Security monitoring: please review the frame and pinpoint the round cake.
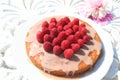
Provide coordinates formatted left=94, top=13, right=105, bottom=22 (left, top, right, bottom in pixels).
left=25, top=16, right=102, bottom=76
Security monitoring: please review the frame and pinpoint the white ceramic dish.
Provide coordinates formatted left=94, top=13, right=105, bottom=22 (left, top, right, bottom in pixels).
left=12, top=13, right=114, bottom=80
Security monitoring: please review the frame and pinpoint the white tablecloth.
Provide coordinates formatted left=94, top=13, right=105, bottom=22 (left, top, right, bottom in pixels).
left=0, top=0, right=120, bottom=80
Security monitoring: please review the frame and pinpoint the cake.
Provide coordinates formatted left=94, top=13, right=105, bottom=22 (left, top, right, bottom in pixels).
left=25, top=16, right=102, bottom=76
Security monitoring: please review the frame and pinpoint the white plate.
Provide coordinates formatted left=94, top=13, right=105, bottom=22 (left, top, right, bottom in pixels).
left=12, top=13, right=114, bottom=80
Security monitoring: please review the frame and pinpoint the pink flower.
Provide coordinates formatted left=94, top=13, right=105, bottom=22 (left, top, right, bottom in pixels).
left=90, top=13, right=114, bottom=25
left=79, top=0, right=114, bottom=25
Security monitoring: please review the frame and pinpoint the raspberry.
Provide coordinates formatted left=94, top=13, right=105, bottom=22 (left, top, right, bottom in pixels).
left=65, top=28, right=73, bottom=36
left=63, top=16, right=70, bottom=24
left=48, top=22, right=56, bottom=30
left=79, top=23, right=86, bottom=28
left=83, top=35, right=91, bottom=43
left=44, top=34, right=52, bottom=42
left=67, top=35, right=75, bottom=43
left=50, top=33, right=55, bottom=40
left=57, top=31, right=67, bottom=41
left=64, top=49, right=74, bottom=59
left=53, top=45, right=63, bottom=55
left=73, top=25, right=79, bottom=32
left=72, top=18, right=79, bottom=25
left=57, top=25, right=63, bottom=32
left=50, top=17, right=57, bottom=23
left=42, top=27, right=50, bottom=34
left=77, top=39, right=84, bottom=47
left=63, top=25, right=70, bottom=30
left=80, top=27, right=87, bottom=36
left=57, top=18, right=66, bottom=26
left=75, top=31, right=82, bottom=39
left=43, top=42, right=53, bottom=52
left=36, top=31, right=44, bottom=43
left=67, top=22, right=73, bottom=28
left=52, top=37, right=61, bottom=46
left=50, top=28, right=58, bottom=37
left=71, top=43, right=80, bottom=52
left=61, top=40, right=70, bottom=50
left=42, top=21, right=49, bottom=28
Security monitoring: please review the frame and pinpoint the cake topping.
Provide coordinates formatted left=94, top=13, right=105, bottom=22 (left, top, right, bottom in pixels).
left=53, top=45, right=63, bottom=55
left=61, top=40, right=70, bottom=50
left=71, top=43, right=80, bottom=52
left=44, top=34, right=52, bottom=42
left=43, top=42, right=53, bottom=52
left=42, top=21, right=49, bottom=28
left=72, top=25, right=79, bottom=32
left=36, top=31, right=44, bottom=43
left=50, top=17, right=57, bottom=23
left=64, top=49, right=74, bottom=59
left=77, top=39, right=84, bottom=47
left=67, top=35, right=75, bottom=43
left=36, top=17, right=92, bottom=59
left=83, top=35, right=91, bottom=43
left=72, top=18, right=79, bottom=25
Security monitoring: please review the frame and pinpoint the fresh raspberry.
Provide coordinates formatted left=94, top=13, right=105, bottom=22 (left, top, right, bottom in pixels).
left=67, top=35, right=75, bottom=43
left=65, top=28, right=73, bottom=36
left=71, top=43, right=80, bottom=52
left=57, top=31, right=67, bottom=41
left=63, top=25, right=70, bottom=30
left=75, top=31, right=82, bottom=39
left=83, top=35, right=91, bottom=43
left=53, top=45, right=63, bottom=55
left=43, top=42, right=53, bottom=52
left=48, top=22, right=56, bottom=30
left=61, top=40, right=70, bottom=50
left=77, top=39, right=84, bottom=47
left=44, top=34, right=52, bottom=42
left=50, top=17, right=57, bottom=23
left=64, top=49, right=74, bottom=59
left=42, top=27, right=50, bottom=34
left=80, top=27, right=87, bottom=36
left=57, top=25, right=63, bottom=32
left=52, top=37, right=61, bottom=46
left=36, top=31, right=44, bottom=43
left=72, top=18, right=79, bottom=25
left=42, top=21, right=49, bottom=28
left=50, top=34, right=54, bottom=41
left=57, top=18, right=66, bottom=26
left=73, top=25, right=79, bottom=32
left=79, top=23, right=86, bottom=28
left=50, top=28, right=58, bottom=37
left=50, top=32, right=56, bottom=40
left=63, top=16, right=70, bottom=24
left=67, top=22, right=73, bottom=28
